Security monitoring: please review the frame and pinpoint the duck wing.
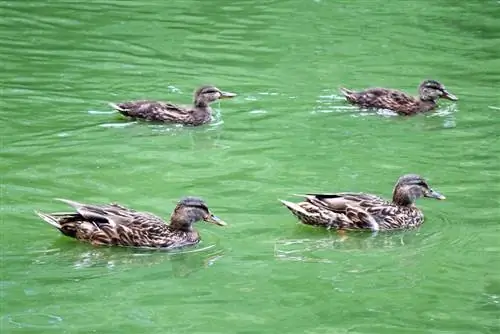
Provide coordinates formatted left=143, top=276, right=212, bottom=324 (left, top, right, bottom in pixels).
left=303, top=192, right=386, bottom=211
left=340, top=87, right=418, bottom=114
left=282, top=192, right=390, bottom=231
left=36, top=199, right=177, bottom=247
left=55, top=198, right=165, bottom=226
left=109, top=100, right=195, bottom=123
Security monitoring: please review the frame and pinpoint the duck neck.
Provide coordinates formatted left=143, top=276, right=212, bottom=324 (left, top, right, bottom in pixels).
left=392, top=186, right=417, bottom=207
left=168, top=216, right=195, bottom=232
left=191, top=100, right=212, bottom=123
left=416, top=98, right=437, bottom=112
left=418, top=89, right=439, bottom=103
left=419, top=95, right=437, bottom=103
left=194, top=97, right=209, bottom=109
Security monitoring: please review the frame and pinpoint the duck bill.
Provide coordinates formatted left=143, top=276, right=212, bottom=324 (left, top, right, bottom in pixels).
left=442, top=90, right=458, bottom=101
left=425, top=189, right=446, bottom=200
left=218, top=91, right=237, bottom=99
left=205, top=214, right=227, bottom=226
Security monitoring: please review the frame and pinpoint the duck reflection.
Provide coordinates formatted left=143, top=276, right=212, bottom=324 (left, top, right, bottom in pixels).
left=40, top=240, right=224, bottom=278
left=274, top=230, right=419, bottom=263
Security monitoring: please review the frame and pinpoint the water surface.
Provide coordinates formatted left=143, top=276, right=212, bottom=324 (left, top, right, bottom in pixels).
left=1, top=1, right=499, bottom=333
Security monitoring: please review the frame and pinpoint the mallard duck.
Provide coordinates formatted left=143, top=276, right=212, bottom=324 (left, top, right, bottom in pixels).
left=108, top=85, right=237, bottom=126
left=340, top=80, right=458, bottom=115
left=35, top=197, right=226, bottom=249
left=280, top=174, right=445, bottom=231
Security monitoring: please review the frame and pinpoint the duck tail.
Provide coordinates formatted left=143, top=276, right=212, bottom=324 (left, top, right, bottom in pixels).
left=280, top=199, right=340, bottom=229
left=108, top=102, right=127, bottom=112
left=35, top=211, right=62, bottom=230
left=279, top=200, right=311, bottom=221
left=339, top=87, right=354, bottom=97
left=54, top=198, right=86, bottom=210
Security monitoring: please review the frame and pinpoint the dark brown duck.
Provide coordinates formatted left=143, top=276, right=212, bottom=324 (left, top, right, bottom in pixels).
left=340, top=80, right=458, bottom=115
left=109, top=85, right=237, bottom=126
left=280, top=174, right=445, bottom=231
left=36, top=197, right=226, bottom=249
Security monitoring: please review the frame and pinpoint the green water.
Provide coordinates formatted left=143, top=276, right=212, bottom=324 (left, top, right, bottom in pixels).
left=1, top=0, right=499, bottom=333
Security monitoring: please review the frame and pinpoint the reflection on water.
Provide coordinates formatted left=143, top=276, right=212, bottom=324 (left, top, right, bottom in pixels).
left=3, top=311, right=63, bottom=330
left=274, top=230, right=420, bottom=263
left=28, top=239, right=226, bottom=278
left=71, top=246, right=222, bottom=275
left=479, top=280, right=500, bottom=313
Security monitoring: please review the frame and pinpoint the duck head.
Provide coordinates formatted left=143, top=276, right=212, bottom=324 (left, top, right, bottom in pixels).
left=193, top=85, right=237, bottom=107
left=392, top=174, right=445, bottom=206
left=419, top=80, right=458, bottom=102
left=169, top=197, right=226, bottom=231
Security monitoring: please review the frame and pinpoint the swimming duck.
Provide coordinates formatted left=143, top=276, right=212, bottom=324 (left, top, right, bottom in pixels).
left=108, top=85, right=237, bottom=126
left=35, top=197, right=226, bottom=249
left=280, top=174, right=445, bottom=231
left=340, top=80, right=457, bottom=115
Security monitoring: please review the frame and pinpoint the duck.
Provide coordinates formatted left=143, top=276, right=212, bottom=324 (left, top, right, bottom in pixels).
left=340, top=80, right=457, bottom=115
left=108, top=85, right=237, bottom=126
left=280, top=174, right=445, bottom=231
left=35, top=197, right=226, bottom=249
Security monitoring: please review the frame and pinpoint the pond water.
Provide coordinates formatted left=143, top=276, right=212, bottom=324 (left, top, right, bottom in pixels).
left=1, top=1, right=499, bottom=333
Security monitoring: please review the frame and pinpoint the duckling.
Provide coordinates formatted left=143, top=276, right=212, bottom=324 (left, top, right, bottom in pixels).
left=35, top=197, right=226, bottom=249
left=340, top=80, right=457, bottom=115
left=280, top=174, right=445, bottom=231
left=108, top=85, right=236, bottom=126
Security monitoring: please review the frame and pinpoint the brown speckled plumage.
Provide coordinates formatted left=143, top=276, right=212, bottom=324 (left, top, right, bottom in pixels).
left=109, top=85, right=237, bottom=126
left=280, top=174, right=445, bottom=231
left=340, top=80, right=458, bottom=115
left=36, top=197, right=226, bottom=249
